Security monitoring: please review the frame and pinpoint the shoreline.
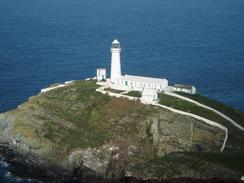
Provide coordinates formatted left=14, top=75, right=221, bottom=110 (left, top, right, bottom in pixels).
left=0, top=80, right=243, bottom=182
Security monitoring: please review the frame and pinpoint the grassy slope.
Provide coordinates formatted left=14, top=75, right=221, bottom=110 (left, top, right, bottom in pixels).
left=41, top=80, right=112, bottom=149
left=175, top=92, right=244, bottom=126
left=159, top=93, right=244, bottom=149
left=6, top=80, right=156, bottom=157
left=3, top=81, right=244, bottom=176
left=131, top=151, right=244, bottom=179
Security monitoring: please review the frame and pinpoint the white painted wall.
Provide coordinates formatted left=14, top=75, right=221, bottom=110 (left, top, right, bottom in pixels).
left=141, top=89, right=158, bottom=103
left=97, top=68, right=106, bottom=81
left=41, top=84, right=66, bottom=93
left=110, top=78, right=168, bottom=92
left=110, top=39, right=121, bottom=83
left=170, top=86, right=196, bottom=94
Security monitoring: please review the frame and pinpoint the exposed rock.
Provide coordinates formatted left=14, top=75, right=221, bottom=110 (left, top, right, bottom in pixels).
left=0, top=80, right=243, bottom=182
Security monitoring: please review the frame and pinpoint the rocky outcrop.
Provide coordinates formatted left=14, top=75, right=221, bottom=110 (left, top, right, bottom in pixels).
left=0, top=80, right=242, bottom=182
left=127, top=152, right=243, bottom=181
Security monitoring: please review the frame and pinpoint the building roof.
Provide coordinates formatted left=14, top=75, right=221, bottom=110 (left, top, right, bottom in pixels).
left=174, top=84, right=194, bottom=89
left=113, top=39, right=119, bottom=44
left=120, top=74, right=168, bottom=84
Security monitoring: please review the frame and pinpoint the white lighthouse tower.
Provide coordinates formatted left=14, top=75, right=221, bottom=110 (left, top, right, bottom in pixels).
left=110, top=39, right=121, bottom=83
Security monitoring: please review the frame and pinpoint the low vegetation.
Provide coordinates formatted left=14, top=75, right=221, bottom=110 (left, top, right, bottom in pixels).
left=130, top=151, right=244, bottom=179
left=104, top=87, right=124, bottom=93
left=7, top=80, right=157, bottom=157
left=2, top=80, right=244, bottom=180
left=8, top=83, right=244, bottom=154
left=125, top=91, right=142, bottom=98
left=175, top=92, right=244, bottom=126
left=159, top=93, right=244, bottom=149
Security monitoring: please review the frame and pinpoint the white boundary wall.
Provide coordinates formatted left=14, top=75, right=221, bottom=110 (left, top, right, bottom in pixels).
left=165, top=92, right=244, bottom=131
left=96, top=85, right=228, bottom=152
left=41, top=80, right=74, bottom=93
left=154, top=103, right=228, bottom=152
left=41, top=84, right=66, bottom=93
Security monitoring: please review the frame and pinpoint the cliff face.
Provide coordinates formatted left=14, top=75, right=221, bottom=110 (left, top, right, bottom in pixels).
left=0, top=80, right=242, bottom=182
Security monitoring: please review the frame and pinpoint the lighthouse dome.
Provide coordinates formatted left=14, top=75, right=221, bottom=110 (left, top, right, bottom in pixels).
left=112, top=39, right=120, bottom=49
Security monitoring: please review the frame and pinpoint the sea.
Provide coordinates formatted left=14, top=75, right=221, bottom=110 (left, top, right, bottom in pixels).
left=0, top=0, right=244, bottom=181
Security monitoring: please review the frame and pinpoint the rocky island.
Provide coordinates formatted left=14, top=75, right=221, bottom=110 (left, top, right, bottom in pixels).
left=0, top=80, right=244, bottom=182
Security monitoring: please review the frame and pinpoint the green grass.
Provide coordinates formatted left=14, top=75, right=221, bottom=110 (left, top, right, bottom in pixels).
left=125, top=91, right=142, bottom=98
left=185, top=151, right=244, bottom=172
left=7, top=79, right=244, bottom=161
left=159, top=93, right=244, bottom=149
left=131, top=151, right=244, bottom=178
left=40, top=80, right=113, bottom=148
left=163, top=151, right=244, bottom=172
left=20, top=80, right=150, bottom=154
left=104, top=87, right=124, bottom=93
left=159, top=93, right=227, bottom=122
left=175, top=92, right=244, bottom=126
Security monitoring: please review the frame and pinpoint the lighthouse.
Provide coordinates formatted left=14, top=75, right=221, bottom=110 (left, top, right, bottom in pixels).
left=96, top=39, right=171, bottom=102
left=110, top=39, right=121, bottom=83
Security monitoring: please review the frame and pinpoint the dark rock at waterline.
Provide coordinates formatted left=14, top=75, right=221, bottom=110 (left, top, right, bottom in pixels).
left=0, top=144, right=243, bottom=183
left=0, top=81, right=243, bottom=182
left=87, top=177, right=243, bottom=183
left=0, top=143, right=111, bottom=183
left=0, top=144, right=61, bottom=182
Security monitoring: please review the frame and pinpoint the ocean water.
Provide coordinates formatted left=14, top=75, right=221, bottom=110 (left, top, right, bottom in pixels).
left=0, top=0, right=244, bottom=181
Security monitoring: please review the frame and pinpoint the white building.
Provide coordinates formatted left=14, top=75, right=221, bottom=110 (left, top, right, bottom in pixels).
left=96, top=39, right=169, bottom=102
left=170, top=84, right=196, bottom=95
left=108, top=39, right=168, bottom=92
left=111, top=74, right=168, bottom=92
left=141, top=89, right=159, bottom=103
left=110, top=39, right=121, bottom=83
left=97, top=68, right=106, bottom=81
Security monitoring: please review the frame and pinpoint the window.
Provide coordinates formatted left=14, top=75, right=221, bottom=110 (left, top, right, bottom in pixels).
left=112, top=43, right=120, bottom=48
